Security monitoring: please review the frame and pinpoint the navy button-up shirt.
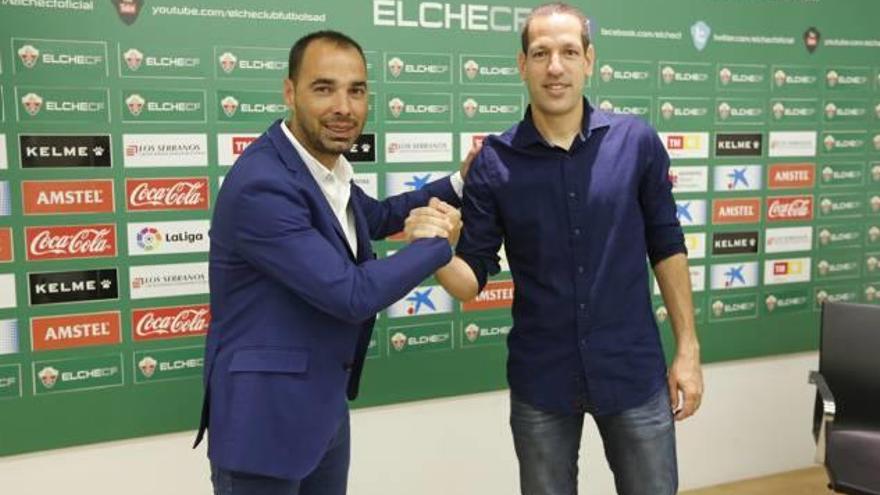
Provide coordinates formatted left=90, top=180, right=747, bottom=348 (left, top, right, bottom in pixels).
left=457, top=99, right=686, bottom=415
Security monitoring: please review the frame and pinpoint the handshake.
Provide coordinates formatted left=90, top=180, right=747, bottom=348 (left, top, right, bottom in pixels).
left=404, top=197, right=462, bottom=246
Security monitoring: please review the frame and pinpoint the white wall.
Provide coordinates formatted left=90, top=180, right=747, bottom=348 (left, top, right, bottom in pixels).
left=0, top=352, right=820, bottom=495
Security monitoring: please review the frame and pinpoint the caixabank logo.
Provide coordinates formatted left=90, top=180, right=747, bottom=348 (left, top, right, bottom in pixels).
left=215, top=47, right=288, bottom=80
left=710, top=262, right=758, bottom=290
left=122, top=90, right=206, bottom=123
left=387, top=322, right=453, bottom=354
left=120, top=46, right=204, bottom=79
left=13, top=39, right=108, bottom=80
left=771, top=66, right=819, bottom=91
left=658, top=62, right=712, bottom=89
left=384, top=52, right=451, bottom=83
left=385, top=93, right=452, bottom=123
left=16, top=87, right=109, bottom=123
left=33, top=355, right=123, bottom=395
left=28, top=268, right=119, bottom=306
left=134, top=346, right=203, bottom=384
left=19, top=135, right=111, bottom=169
left=387, top=285, right=453, bottom=318
left=674, top=199, right=707, bottom=227
left=385, top=171, right=451, bottom=196
left=460, top=94, right=522, bottom=123
left=459, top=55, right=519, bottom=85
left=713, top=165, right=762, bottom=192
left=217, top=91, right=287, bottom=122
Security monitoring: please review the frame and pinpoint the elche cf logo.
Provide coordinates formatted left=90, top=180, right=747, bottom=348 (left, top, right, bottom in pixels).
left=219, top=52, right=238, bottom=74
left=221, top=96, right=240, bottom=117
left=21, top=93, right=44, bottom=116
left=126, top=94, right=146, bottom=116
left=38, top=366, right=59, bottom=388
left=388, top=57, right=404, bottom=78
left=18, top=44, right=40, bottom=69
left=391, top=331, right=407, bottom=351
left=599, top=64, right=614, bottom=83
left=464, top=323, right=480, bottom=343
left=462, top=98, right=478, bottom=118
left=123, top=48, right=145, bottom=71
left=388, top=97, right=404, bottom=118
left=463, top=59, right=479, bottom=80
left=138, top=356, right=158, bottom=378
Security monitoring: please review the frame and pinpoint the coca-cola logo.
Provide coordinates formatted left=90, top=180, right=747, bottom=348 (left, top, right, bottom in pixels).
left=26, top=225, right=117, bottom=261
left=132, top=305, right=210, bottom=341
left=126, top=178, right=209, bottom=211
left=766, top=196, right=814, bottom=222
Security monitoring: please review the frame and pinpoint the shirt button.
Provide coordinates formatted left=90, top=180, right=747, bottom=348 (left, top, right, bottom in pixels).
left=573, top=228, right=581, bottom=236
left=568, top=191, right=577, bottom=199
left=578, top=265, right=584, bottom=274
left=579, top=303, right=586, bottom=310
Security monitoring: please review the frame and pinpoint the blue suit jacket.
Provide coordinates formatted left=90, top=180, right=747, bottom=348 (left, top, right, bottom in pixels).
left=194, top=120, right=460, bottom=480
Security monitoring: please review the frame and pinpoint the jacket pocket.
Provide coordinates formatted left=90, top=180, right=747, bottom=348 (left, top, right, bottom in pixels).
left=228, top=348, right=309, bottom=374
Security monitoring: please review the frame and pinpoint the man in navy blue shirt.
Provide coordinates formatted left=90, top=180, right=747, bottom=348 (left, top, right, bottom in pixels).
left=411, top=3, right=704, bottom=494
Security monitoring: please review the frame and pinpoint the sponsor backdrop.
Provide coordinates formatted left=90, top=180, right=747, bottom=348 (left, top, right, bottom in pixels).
left=0, top=0, right=878, bottom=455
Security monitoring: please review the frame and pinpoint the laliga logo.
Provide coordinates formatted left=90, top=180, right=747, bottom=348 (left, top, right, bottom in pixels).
left=463, top=59, right=479, bottom=80
left=391, top=332, right=407, bottom=351
left=388, top=97, right=404, bottom=118
left=38, top=366, right=59, bottom=389
left=824, top=102, right=837, bottom=120
left=139, top=356, right=158, bottom=378
left=123, top=48, right=144, bottom=71
left=387, top=57, right=404, bottom=78
left=462, top=98, right=478, bottom=118
left=464, top=323, right=480, bottom=343
left=221, top=96, right=240, bottom=117
left=719, top=67, right=732, bottom=85
left=18, top=44, right=40, bottom=69
left=599, top=64, right=614, bottom=83
left=136, top=227, right=162, bottom=251
left=219, top=52, right=238, bottom=74
left=21, top=92, right=43, bottom=116
left=126, top=93, right=146, bottom=116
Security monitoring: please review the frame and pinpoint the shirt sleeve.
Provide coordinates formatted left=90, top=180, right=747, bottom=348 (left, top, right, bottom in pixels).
left=639, top=127, right=687, bottom=265
left=455, top=149, right=503, bottom=292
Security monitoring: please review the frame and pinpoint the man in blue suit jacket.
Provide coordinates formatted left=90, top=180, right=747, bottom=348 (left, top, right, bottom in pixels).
left=194, top=31, right=467, bottom=495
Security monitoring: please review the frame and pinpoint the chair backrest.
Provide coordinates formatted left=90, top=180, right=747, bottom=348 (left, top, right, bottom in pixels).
left=819, top=302, right=880, bottom=425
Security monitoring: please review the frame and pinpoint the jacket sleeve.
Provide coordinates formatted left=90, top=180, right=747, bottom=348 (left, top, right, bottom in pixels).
left=232, top=178, right=452, bottom=323
left=355, top=174, right=462, bottom=240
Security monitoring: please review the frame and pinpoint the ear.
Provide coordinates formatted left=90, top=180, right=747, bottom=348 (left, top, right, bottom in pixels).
left=584, top=44, right=595, bottom=78
left=517, top=51, right=527, bottom=81
left=283, top=78, right=296, bottom=110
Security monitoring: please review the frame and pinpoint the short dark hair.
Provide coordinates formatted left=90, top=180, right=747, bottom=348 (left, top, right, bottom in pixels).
left=520, top=2, right=591, bottom=54
left=288, top=30, right=366, bottom=81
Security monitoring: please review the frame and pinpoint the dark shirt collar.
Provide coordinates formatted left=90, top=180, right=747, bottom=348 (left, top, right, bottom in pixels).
left=512, top=97, right=611, bottom=149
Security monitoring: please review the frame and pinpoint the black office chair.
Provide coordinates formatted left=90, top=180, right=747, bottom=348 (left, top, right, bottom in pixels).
left=809, top=301, right=880, bottom=495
